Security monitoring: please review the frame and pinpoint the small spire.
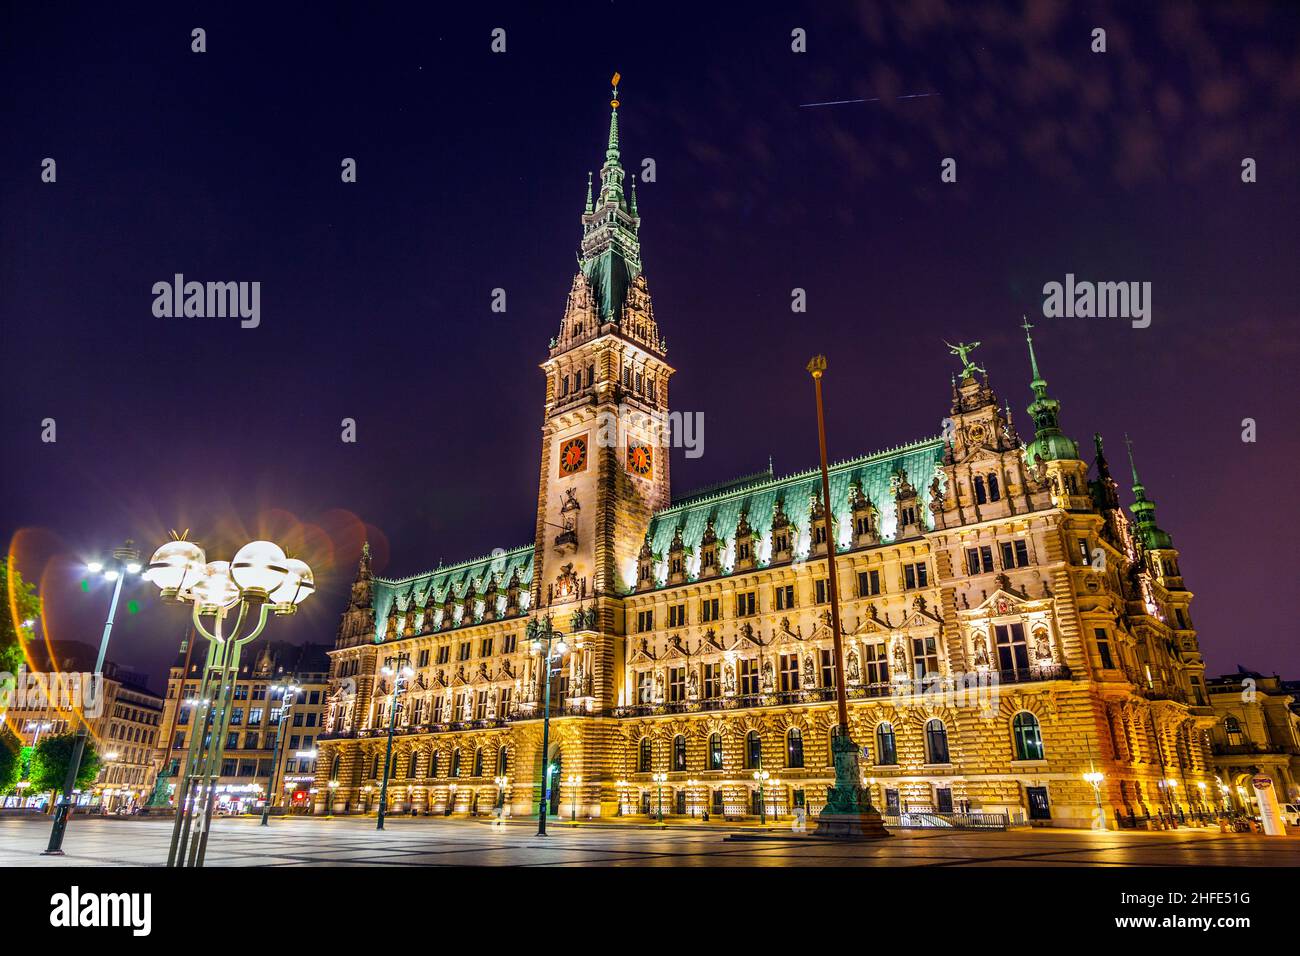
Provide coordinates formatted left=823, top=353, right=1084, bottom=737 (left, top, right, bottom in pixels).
left=1124, top=433, right=1145, bottom=499
left=584, top=171, right=593, bottom=213
left=629, top=173, right=638, bottom=215
left=606, top=72, right=622, bottom=164
left=1022, top=316, right=1045, bottom=394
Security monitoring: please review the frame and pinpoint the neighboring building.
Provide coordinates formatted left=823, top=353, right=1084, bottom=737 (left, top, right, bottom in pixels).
left=1206, top=670, right=1300, bottom=810
left=3, top=640, right=163, bottom=811
left=315, top=81, right=1220, bottom=829
left=156, top=640, right=330, bottom=814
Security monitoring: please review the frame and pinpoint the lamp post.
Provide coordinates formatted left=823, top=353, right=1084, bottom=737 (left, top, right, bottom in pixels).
left=376, top=653, right=414, bottom=831
left=144, top=535, right=314, bottom=867
left=526, top=615, right=568, bottom=836
left=568, top=773, right=581, bottom=821
left=806, top=357, right=887, bottom=839
left=652, top=771, right=667, bottom=822
left=261, top=681, right=300, bottom=826
left=326, top=780, right=339, bottom=817
left=1083, top=770, right=1106, bottom=830
left=494, top=775, right=508, bottom=820
left=752, top=770, right=769, bottom=825
left=686, top=778, right=697, bottom=818
left=44, top=541, right=143, bottom=855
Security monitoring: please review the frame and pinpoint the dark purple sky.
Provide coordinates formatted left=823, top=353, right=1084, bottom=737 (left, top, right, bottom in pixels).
left=3, top=2, right=1298, bottom=690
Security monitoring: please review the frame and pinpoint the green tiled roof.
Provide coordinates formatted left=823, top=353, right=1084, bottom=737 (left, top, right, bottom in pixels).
left=644, top=437, right=945, bottom=575
left=371, top=544, right=534, bottom=637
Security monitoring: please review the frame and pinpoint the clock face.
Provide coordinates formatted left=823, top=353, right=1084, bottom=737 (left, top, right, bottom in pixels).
left=559, top=435, right=588, bottom=476
left=967, top=423, right=988, bottom=445
left=627, top=441, right=653, bottom=478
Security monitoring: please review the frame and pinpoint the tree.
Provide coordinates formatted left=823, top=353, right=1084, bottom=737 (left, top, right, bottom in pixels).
left=1, top=558, right=41, bottom=677
left=0, top=728, right=20, bottom=796
left=28, top=732, right=100, bottom=798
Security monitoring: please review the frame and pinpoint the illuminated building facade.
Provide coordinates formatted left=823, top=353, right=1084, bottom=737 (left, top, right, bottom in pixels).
left=315, top=83, right=1218, bottom=828
left=156, top=641, right=330, bottom=814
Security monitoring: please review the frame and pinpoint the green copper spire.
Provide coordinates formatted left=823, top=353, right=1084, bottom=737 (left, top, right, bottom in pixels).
left=1021, top=318, right=1079, bottom=464
left=1124, top=435, right=1173, bottom=549
left=578, top=73, right=642, bottom=325
left=584, top=171, right=594, bottom=214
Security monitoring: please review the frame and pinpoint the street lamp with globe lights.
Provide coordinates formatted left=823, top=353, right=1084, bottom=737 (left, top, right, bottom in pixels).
left=652, top=771, right=668, bottom=822
left=43, top=541, right=143, bottom=855
left=143, top=534, right=314, bottom=867
left=1083, top=770, right=1106, bottom=830
left=261, top=680, right=301, bottom=826
left=752, top=769, right=770, bottom=825
left=376, top=653, right=414, bottom=830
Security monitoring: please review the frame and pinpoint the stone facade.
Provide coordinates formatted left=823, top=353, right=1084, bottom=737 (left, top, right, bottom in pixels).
left=314, top=85, right=1218, bottom=829
left=1206, top=671, right=1300, bottom=811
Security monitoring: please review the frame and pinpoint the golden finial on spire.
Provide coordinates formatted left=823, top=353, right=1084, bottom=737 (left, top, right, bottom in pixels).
left=610, top=71, right=621, bottom=108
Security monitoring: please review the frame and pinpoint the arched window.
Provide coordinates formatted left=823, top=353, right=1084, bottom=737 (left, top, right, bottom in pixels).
left=786, top=728, right=804, bottom=768
left=473, top=748, right=484, bottom=777
left=708, top=733, right=723, bottom=771
left=745, top=730, right=763, bottom=769
left=329, top=754, right=341, bottom=781
left=430, top=751, right=441, bottom=777
left=638, top=737, right=653, bottom=773
left=925, top=719, right=950, bottom=764
left=497, top=746, right=509, bottom=776
left=1224, top=715, right=1244, bottom=746
left=450, top=748, right=461, bottom=778
left=974, top=476, right=987, bottom=504
left=1012, top=711, right=1044, bottom=761
left=404, top=753, right=415, bottom=778
left=987, top=474, right=1000, bottom=501
left=673, top=735, right=687, bottom=771
left=875, top=723, right=897, bottom=765
left=371, top=754, right=382, bottom=779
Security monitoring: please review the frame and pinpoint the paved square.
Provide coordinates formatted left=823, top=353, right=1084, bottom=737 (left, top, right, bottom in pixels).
left=2, top=816, right=1298, bottom=867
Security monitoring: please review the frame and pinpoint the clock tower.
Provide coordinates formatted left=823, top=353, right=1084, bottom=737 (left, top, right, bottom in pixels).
left=531, top=76, right=674, bottom=709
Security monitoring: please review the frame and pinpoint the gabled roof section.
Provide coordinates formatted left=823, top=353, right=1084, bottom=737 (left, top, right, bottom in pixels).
left=371, top=544, right=534, bottom=631
left=645, top=437, right=945, bottom=564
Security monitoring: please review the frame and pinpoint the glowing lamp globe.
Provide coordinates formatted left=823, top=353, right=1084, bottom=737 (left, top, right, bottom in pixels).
left=269, top=557, right=315, bottom=606
left=191, top=561, right=240, bottom=608
left=146, top=540, right=207, bottom=593
left=230, top=540, right=289, bottom=595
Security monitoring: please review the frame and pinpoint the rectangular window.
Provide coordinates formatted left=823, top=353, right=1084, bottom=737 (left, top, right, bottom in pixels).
left=857, top=569, right=881, bottom=597
left=433, top=696, right=444, bottom=723
left=668, top=667, right=686, bottom=703
left=912, top=636, right=939, bottom=681
left=775, top=584, right=795, bottom=610
left=735, top=591, right=756, bottom=617
left=904, top=562, right=928, bottom=589
left=637, top=609, right=655, bottom=632
left=474, top=692, right=487, bottom=721
left=779, top=654, right=800, bottom=693
left=637, top=671, right=654, bottom=704
left=865, top=642, right=889, bottom=685
left=457, top=642, right=471, bottom=661
left=701, top=598, right=720, bottom=623
left=417, top=648, right=430, bottom=667
left=479, top=638, right=493, bottom=658
left=1093, top=627, right=1114, bottom=670
left=819, top=649, right=835, bottom=689
left=702, top=663, right=720, bottom=700
left=1078, top=537, right=1091, bottom=564
left=737, top=541, right=751, bottom=562
left=740, top=659, right=760, bottom=696
left=967, top=546, right=994, bottom=575
left=1001, top=539, right=1030, bottom=568
left=668, top=604, right=686, bottom=628
left=498, top=686, right=513, bottom=715
left=436, top=646, right=450, bottom=665
left=815, top=579, right=829, bottom=604
left=995, top=623, right=1030, bottom=675
left=504, top=633, right=517, bottom=654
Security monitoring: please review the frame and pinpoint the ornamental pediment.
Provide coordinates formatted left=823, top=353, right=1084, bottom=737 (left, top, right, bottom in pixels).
left=662, top=636, right=692, bottom=660
left=628, top=638, right=657, bottom=665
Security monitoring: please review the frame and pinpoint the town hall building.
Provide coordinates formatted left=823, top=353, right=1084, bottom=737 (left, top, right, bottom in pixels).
left=314, top=80, right=1217, bottom=828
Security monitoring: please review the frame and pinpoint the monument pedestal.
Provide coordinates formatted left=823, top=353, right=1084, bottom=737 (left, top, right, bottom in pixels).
left=814, top=732, right=890, bottom=840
